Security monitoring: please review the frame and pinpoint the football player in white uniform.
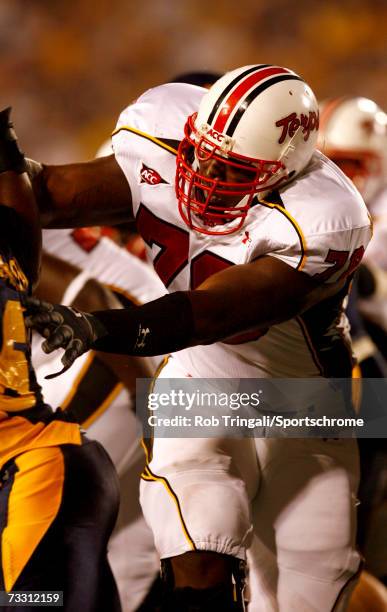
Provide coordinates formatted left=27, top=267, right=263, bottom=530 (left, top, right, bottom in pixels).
left=318, top=97, right=387, bottom=339
left=24, top=65, right=372, bottom=611
left=318, top=97, right=386, bottom=215
left=319, top=97, right=387, bottom=374
left=0, top=109, right=124, bottom=611
left=319, top=97, right=387, bottom=588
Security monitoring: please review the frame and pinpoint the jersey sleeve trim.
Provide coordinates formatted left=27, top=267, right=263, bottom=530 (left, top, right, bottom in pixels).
left=259, top=197, right=307, bottom=271
left=367, top=210, right=374, bottom=238
left=112, top=126, right=178, bottom=156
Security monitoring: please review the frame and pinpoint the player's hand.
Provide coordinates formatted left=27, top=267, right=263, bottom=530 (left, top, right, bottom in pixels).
left=24, top=297, right=101, bottom=379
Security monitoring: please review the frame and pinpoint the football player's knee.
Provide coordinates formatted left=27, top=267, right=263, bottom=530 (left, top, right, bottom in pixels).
left=275, top=465, right=358, bottom=582
left=278, top=545, right=360, bottom=587
left=180, top=472, right=252, bottom=546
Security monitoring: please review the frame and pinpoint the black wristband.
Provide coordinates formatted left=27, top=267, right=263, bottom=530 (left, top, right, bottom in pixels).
left=0, top=108, right=27, bottom=175
left=91, top=291, right=195, bottom=356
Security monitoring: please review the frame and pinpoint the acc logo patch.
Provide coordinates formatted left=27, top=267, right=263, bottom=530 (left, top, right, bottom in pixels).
left=140, top=163, right=168, bottom=185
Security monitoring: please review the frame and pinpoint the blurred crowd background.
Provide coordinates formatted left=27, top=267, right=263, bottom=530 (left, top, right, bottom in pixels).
left=0, top=0, right=385, bottom=163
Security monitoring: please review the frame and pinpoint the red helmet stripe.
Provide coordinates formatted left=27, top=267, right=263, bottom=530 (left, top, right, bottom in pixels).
left=212, top=66, right=292, bottom=132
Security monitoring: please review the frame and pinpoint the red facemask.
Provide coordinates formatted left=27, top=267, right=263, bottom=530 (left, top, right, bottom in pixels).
left=175, top=114, right=286, bottom=235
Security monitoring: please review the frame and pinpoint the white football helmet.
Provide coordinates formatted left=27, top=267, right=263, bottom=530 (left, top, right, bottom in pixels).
left=176, top=64, right=319, bottom=234
left=318, top=97, right=387, bottom=202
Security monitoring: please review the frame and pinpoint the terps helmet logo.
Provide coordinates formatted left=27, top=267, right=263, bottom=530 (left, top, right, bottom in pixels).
left=275, top=111, right=319, bottom=144
left=140, top=163, right=168, bottom=185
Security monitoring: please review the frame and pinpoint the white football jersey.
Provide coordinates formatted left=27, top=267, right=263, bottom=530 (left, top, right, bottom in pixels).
left=42, top=228, right=166, bottom=305
left=112, top=83, right=372, bottom=378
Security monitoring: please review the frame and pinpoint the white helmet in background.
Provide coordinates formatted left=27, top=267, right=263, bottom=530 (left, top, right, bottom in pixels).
left=176, top=64, right=319, bottom=234
left=318, top=97, right=387, bottom=202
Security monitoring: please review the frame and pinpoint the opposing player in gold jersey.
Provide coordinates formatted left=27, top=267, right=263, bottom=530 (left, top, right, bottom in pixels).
left=0, top=109, right=121, bottom=612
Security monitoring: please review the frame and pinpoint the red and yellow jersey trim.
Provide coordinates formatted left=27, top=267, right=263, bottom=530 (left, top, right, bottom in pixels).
left=259, top=197, right=307, bottom=271
left=112, top=126, right=178, bottom=156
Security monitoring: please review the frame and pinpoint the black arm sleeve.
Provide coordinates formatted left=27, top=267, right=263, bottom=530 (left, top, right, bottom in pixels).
left=91, top=291, right=195, bottom=357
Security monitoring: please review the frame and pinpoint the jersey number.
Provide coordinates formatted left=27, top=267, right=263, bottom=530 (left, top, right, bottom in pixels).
left=315, top=246, right=365, bottom=282
left=136, top=205, right=265, bottom=344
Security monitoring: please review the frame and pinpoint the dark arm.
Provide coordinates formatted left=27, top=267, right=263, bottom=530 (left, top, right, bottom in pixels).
left=0, top=109, right=41, bottom=288
left=92, top=255, right=346, bottom=352
left=32, top=154, right=134, bottom=228
left=189, top=255, right=345, bottom=342
left=26, top=254, right=346, bottom=374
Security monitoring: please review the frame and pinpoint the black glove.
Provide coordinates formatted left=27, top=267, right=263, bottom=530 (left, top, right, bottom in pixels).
left=24, top=297, right=106, bottom=379
left=0, top=107, right=27, bottom=174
